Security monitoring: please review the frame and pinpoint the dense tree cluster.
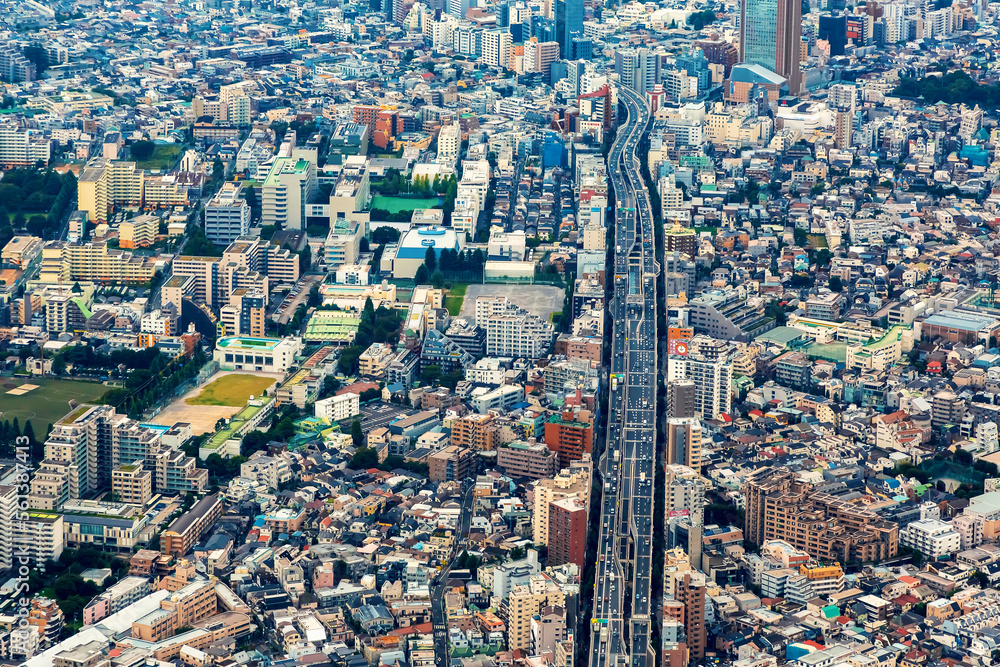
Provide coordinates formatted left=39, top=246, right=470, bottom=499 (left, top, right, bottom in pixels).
left=0, top=168, right=77, bottom=242
left=893, top=71, right=1000, bottom=109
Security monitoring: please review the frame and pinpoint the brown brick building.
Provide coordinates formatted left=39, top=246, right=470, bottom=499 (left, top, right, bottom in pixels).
left=543, top=409, right=594, bottom=467
left=744, top=469, right=899, bottom=563
left=547, top=497, right=587, bottom=569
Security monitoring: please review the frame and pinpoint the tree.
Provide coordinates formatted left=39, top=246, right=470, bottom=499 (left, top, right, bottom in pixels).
left=23, top=420, right=34, bottom=444
left=414, top=264, right=430, bottom=284
left=212, top=158, right=225, bottom=181
left=351, top=419, right=364, bottom=447
left=829, top=275, right=844, bottom=292
left=424, top=247, right=437, bottom=273
left=372, top=226, right=400, bottom=244
left=129, top=140, right=155, bottom=161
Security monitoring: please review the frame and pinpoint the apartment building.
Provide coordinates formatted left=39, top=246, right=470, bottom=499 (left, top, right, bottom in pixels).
left=132, top=579, right=218, bottom=642
left=543, top=409, right=594, bottom=468
left=119, top=214, right=158, bottom=249
left=40, top=240, right=161, bottom=285
left=485, top=304, right=556, bottom=359
left=902, top=518, right=961, bottom=559
left=30, top=405, right=206, bottom=508
left=314, top=392, right=360, bottom=423
left=451, top=413, right=499, bottom=451
left=497, top=440, right=559, bottom=480
left=358, top=342, right=396, bottom=378
left=688, top=288, right=774, bottom=342
left=261, top=157, right=316, bottom=230
left=547, top=497, right=587, bottom=569
left=172, top=237, right=299, bottom=311
left=744, top=469, right=899, bottom=562
left=219, top=289, right=266, bottom=338
left=0, top=120, right=49, bottom=169
left=112, top=462, right=153, bottom=506
left=82, top=576, right=153, bottom=625
left=531, top=457, right=591, bottom=546
left=78, top=159, right=145, bottom=223
left=15, top=512, right=64, bottom=564
left=500, top=575, right=565, bottom=652
left=428, top=446, right=475, bottom=483
left=161, top=494, right=224, bottom=557
left=665, top=417, right=703, bottom=472
left=206, top=182, right=251, bottom=246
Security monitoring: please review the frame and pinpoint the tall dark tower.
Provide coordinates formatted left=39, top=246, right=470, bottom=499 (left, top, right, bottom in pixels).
left=554, top=0, right=583, bottom=61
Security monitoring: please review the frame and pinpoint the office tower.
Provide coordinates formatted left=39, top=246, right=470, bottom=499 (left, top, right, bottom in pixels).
left=547, top=496, right=587, bottom=568
left=570, top=37, right=592, bottom=60
left=554, top=0, right=583, bottom=64
left=205, top=182, right=251, bottom=246
left=666, top=418, right=703, bottom=472
left=739, top=0, right=801, bottom=93
left=818, top=14, right=848, bottom=55
left=615, top=47, right=659, bottom=96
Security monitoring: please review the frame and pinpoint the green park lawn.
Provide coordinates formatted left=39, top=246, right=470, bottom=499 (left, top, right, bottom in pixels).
left=132, top=144, right=183, bottom=171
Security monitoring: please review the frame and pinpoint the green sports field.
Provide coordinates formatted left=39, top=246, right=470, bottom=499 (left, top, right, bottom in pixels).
left=186, top=373, right=276, bottom=407
left=0, top=378, right=111, bottom=433
left=370, top=195, right=440, bottom=213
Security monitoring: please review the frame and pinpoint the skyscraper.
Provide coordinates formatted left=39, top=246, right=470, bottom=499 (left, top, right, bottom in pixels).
left=739, top=0, right=801, bottom=93
left=554, top=0, right=582, bottom=64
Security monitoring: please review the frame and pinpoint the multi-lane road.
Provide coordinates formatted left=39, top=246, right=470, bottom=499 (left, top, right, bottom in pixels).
left=590, top=84, right=657, bottom=667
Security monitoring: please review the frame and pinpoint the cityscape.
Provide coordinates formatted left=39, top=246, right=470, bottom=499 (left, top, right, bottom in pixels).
left=0, top=0, right=1000, bottom=666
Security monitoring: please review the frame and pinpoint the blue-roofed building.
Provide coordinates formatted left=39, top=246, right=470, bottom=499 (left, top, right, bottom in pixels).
left=380, top=226, right=463, bottom=279
left=921, top=310, right=1000, bottom=345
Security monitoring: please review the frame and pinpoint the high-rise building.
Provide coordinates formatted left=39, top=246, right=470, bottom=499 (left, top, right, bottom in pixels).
left=547, top=497, right=587, bottom=568
left=524, top=38, right=561, bottom=78
left=666, top=418, right=703, bottom=472
left=671, top=571, right=707, bottom=661
left=531, top=456, right=591, bottom=546
left=739, top=0, right=802, bottom=93
left=205, top=182, right=252, bottom=246
left=682, top=353, right=732, bottom=420
left=261, top=156, right=316, bottom=230
left=554, top=0, right=583, bottom=64
left=481, top=29, right=513, bottom=68
left=615, top=47, right=659, bottom=96
left=666, top=379, right=696, bottom=418
left=77, top=159, right=145, bottom=223
left=543, top=409, right=594, bottom=467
